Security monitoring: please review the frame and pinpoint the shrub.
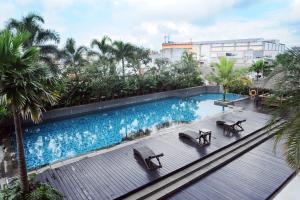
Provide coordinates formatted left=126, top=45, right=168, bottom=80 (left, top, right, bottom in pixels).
left=228, top=77, right=252, bottom=95
left=0, top=177, right=63, bottom=200
left=0, top=105, right=11, bottom=121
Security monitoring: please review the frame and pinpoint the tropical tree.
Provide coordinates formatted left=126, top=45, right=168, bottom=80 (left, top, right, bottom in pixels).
left=209, top=56, right=248, bottom=101
left=6, top=13, right=60, bottom=73
left=154, top=58, right=170, bottom=73
left=0, top=30, right=59, bottom=194
left=90, top=36, right=112, bottom=60
left=112, top=40, right=135, bottom=78
left=128, top=47, right=151, bottom=75
left=250, top=60, right=265, bottom=80
left=173, top=51, right=202, bottom=88
left=61, top=38, right=88, bottom=77
left=181, top=51, right=196, bottom=65
left=59, top=38, right=89, bottom=105
left=270, top=47, right=300, bottom=170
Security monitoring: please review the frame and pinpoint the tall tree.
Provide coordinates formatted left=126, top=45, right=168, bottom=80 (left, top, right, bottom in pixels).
left=270, top=47, right=300, bottom=170
left=61, top=38, right=88, bottom=77
left=250, top=59, right=265, bottom=80
left=90, top=36, right=117, bottom=75
left=0, top=30, right=59, bottom=194
left=112, top=40, right=135, bottom=78
left=154, top=58, right=170, bottom=73
left=181, top=51, right=196, bottom=65
left=209, top=56, right=248, bottom=101
left=129, top=47, right=151, bottom=75
left=90, top=36, right=112, bottom=60
left=172, top=51, right=202, bottom=88
left=60, top=38, right=88, bottom=105
left=6, top=13, right=60, bottom=73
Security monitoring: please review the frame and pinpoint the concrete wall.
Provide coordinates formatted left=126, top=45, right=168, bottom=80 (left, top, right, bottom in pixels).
left=2, top=86, right=221, bottom=127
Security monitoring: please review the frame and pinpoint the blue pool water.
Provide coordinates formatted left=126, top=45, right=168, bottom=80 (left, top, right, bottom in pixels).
left=20, top=93, right=242, bottom=169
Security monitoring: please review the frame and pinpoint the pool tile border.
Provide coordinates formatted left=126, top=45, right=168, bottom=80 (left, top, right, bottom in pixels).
left=25, top=86, right=221, bottom=126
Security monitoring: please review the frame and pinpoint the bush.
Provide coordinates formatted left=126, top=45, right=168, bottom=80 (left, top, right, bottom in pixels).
left=228, top=77, right=252, bottom=95
left=0, top=177, right=63, bottom=200
left=0, top=105, right=11, bottom=121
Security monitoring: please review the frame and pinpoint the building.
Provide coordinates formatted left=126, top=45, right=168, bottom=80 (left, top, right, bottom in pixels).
left=161, top=38, right=285, bottom=69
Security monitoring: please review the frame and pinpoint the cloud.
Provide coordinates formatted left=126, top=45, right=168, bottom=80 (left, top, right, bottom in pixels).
left=0, top=2, right=15, bottom=26
left=0, top=0, right=299, bottom=49
left=114, top=0, right=239, bottom=21
left=129, top=18, right=299, bottom=48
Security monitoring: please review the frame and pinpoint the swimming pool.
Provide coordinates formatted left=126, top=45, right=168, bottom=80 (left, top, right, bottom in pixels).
left=20, top=93, right=242, bottom=169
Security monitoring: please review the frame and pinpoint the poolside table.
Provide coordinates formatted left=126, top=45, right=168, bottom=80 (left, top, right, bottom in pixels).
left=199, top=129, right=212, bottom=145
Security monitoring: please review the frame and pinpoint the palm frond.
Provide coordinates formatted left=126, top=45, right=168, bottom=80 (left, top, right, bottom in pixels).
left=0, top=30, right=59, bottom=122
left=36, top=29, right=60, bottom=44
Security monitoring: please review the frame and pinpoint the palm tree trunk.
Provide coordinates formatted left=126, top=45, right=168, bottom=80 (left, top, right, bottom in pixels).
left=223, top=87, right=227, bottom=101
left=122, top=58, right=125, bottom=79
left=11, top=103, right=29, bottom=194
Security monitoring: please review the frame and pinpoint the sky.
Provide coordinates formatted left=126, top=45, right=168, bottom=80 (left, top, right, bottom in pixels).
left=0, top=0, right=300, bottom=50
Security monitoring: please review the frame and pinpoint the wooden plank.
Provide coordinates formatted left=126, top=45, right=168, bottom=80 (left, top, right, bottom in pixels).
left=35, top=110, right=288, bottom=200
left=168, top=139, right=294, bottom=200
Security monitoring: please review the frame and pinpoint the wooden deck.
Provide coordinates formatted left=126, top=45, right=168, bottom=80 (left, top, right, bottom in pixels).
left=35, top=110, right=283, bottom=200
left=167, top=138, right=294, bottom=200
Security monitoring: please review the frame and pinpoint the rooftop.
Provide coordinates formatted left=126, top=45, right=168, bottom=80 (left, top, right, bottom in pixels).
left=162, top=38, right=283, bottom=46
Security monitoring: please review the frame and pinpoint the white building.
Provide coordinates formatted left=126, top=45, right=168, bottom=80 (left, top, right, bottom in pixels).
left=161, top=38, right=285, bottom=69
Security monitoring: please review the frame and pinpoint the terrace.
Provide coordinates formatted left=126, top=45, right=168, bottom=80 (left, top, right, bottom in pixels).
left=6, top=92, right=290, bottom=200
left=0, top=82, right=297, bottom=200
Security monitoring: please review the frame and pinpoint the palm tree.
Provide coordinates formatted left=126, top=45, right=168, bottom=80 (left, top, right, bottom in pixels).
left=270, top=47, right=300, bottom=171
left=181, top=51, right=196, bottom=65
left=112, top=40, right=135, bottom=78
left=90, top=36, right=112, bottom=60
left=61, top=38, right=88, bottom=77
left=0, top=30, right=59, bottom=194
left=128, top=47, right=151, bottom=75
left=60, top=38, right=88, bottom=105
left=181, top=51, right=199, bottom=72
left=250, top=60, right=265, bottom=80
left=209, top=56, right=248, bottom=101
left=6, top=13, right=60, bottom=73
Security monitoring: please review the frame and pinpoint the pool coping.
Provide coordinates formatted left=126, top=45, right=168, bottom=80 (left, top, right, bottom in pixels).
left=22, top=86, right=222, bottom=127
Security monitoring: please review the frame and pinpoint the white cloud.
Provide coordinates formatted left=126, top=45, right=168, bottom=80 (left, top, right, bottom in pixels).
left=115, top=0, right=239, bottom=21
left=1, top=0, right=299, bottom=49
left=107, top=0, right=300, bottom=48
left=0, top=2, right=15, bottom=26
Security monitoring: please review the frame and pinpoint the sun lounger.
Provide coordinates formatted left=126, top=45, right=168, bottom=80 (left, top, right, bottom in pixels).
left=133, top=146, right=164, bottom=170
left=179, top=129, right=212, bottom=145
left=216, top=118, right=246, bottom=133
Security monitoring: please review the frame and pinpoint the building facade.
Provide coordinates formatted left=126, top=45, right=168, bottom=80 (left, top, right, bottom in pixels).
left=161, top=38, right=285, bottom=68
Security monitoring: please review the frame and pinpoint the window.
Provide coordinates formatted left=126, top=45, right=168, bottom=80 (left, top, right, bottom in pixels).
left=226, top=52, right=235, bottom=56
